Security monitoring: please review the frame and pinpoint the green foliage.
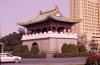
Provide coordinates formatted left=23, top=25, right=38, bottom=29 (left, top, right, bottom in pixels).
left=13, top=45, right=22, bottom=53
left=0, top=32, right=22, bottom=51
left=55, top=44, right=80, bottom=57
left=79, top=45, right=87, bottom=53
left=61, top=43, right=68, bottom=53
left=30, top=44, right=39, bottom=53
left=0, top=44, right=1, bottom=52
left=12, top=45, right=30, bottom=57
left=0, top=28, right=25, bottom=52
left=12, top=45, right=46, bottom=58
left=21, top=45, right=29, bottom=53
left=78, top=45, right=88, bottom=56
left=55, top=44, right=88, bottom=58
left=12, top=45, right=22, bottom=56
left=67, top=44, right=79, bottom=56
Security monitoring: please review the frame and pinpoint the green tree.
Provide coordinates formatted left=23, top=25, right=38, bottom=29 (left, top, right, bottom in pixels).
left=13, top=45, right=22, bottom=53
left=22, top=45, right=29, bottom=53
left=79, top=45, right=87, bottom=53
left=0, top=32, right=22, bottom=51
left=30, top=43, right=39, bottom=53
left=78, top=45, right=87, bottom=56
left=61, top=43, right=68, bottom=53
left=68, top=44, right=79, bottom=56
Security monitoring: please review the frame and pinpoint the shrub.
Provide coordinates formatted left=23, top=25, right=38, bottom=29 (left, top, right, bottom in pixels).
left=79, top=52, right=88, bottom=57
left=68, top=44, right=79, bottom=56
left=78, top=45, right=88, bottom=56
left=54, top=44, right=80, bottom=58
left=12, top=44, right=46, bottom=58
left=61, top=43, right=68, bottom=53
left=78, top=45, right=87, bottom=52
left=30, top=44, right=39, bottom=53
left=12, top=45, right=22, bottom=53
left=21, top=45, right=29, bottom=53
left=12, top=45, right=30, bottom=57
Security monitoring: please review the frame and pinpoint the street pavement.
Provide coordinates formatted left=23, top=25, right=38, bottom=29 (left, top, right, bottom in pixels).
left=1, top=57, right=86, bottom=65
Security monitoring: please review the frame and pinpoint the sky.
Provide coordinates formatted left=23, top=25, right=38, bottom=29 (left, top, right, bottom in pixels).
left=0, top=0, right=69, bottom=36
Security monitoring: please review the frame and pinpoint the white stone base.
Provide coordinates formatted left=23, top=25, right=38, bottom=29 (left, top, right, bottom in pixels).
left=22, top=37, right=77, bottom=57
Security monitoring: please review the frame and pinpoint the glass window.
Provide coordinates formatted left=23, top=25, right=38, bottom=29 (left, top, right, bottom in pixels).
left=6, top=53, right=13, bottom=57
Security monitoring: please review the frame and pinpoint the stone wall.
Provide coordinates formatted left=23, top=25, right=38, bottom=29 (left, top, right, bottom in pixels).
left=22, top=38, right=77, bottom=53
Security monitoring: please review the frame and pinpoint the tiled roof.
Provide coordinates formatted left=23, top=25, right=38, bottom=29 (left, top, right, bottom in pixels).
left=18, top=6, right=81, bottom=26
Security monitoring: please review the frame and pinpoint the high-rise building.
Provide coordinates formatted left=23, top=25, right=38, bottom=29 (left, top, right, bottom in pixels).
left=69, top=0, right=100, bottom=51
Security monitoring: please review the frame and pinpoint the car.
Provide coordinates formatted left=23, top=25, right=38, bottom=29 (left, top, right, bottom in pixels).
left=0, top=53, right=21, bottom=63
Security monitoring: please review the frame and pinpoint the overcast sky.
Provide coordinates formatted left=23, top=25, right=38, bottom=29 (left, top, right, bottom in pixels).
left=0, top=0, right=69, bottom=36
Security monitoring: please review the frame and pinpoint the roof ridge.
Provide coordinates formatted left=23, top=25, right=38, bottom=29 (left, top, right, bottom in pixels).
left=39, top=5, right=60, bottom=15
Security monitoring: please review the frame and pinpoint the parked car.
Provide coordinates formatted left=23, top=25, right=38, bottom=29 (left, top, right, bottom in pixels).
left=0, top=53, right=21, bottom=63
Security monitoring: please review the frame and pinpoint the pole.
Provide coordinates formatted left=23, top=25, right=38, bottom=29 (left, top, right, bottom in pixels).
left=0, top=42, right=4, bottom=52
left=0, top=20, right=4, bottom=52
left=0, top=20, right=1, bottom=38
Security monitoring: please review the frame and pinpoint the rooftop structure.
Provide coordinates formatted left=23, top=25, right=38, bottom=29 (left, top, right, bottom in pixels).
left=18, top=6, right=80, bottom=26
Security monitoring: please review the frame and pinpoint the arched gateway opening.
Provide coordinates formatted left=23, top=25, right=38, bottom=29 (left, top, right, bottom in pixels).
left=32, top=42, right=38, bottom=45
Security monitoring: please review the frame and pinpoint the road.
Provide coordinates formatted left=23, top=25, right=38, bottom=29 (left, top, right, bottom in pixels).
left=1, top=57, right=86, bottom=65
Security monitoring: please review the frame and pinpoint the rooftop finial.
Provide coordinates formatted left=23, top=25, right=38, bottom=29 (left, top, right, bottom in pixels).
left=54, top=5, right=59, bottom=10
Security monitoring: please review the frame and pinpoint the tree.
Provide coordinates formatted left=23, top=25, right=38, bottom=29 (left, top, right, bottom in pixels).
left=61, top=43, right=68, bottom=53
left=79, top=45, right=87, bottom=53
left=30, top=43, right=39, bottom=53
left=67, top=44, right=79, bottom=56
left=0, top=32, right=22, bottom=51
left=12, top=45, right=22, bottom=56
left=13, top=45, right=22, bottom=53
left=78, top=45, right=88, bottom=56
left=18, top=28, right=25, bottom=36
left=21, top=45, right=29, bottom=53
left=60, top=44, right=79, bottom=57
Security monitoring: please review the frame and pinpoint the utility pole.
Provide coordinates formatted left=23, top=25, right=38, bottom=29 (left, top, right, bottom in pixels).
left=0, top=20, right=1, bottom=38
left=0, top=20, right=4, bottom=52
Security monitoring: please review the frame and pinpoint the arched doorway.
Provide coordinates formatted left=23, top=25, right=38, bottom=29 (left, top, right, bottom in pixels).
left=32, top=42, right=38, bottom=45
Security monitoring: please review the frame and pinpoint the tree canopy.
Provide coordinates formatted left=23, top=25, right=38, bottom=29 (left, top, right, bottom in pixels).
left=0, top=28, right=25, bottom=52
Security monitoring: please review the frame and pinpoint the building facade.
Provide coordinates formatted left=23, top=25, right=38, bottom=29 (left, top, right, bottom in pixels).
left=18, top=7, right=80, bottom=57
left=69, top=0, right=100, bottom=52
